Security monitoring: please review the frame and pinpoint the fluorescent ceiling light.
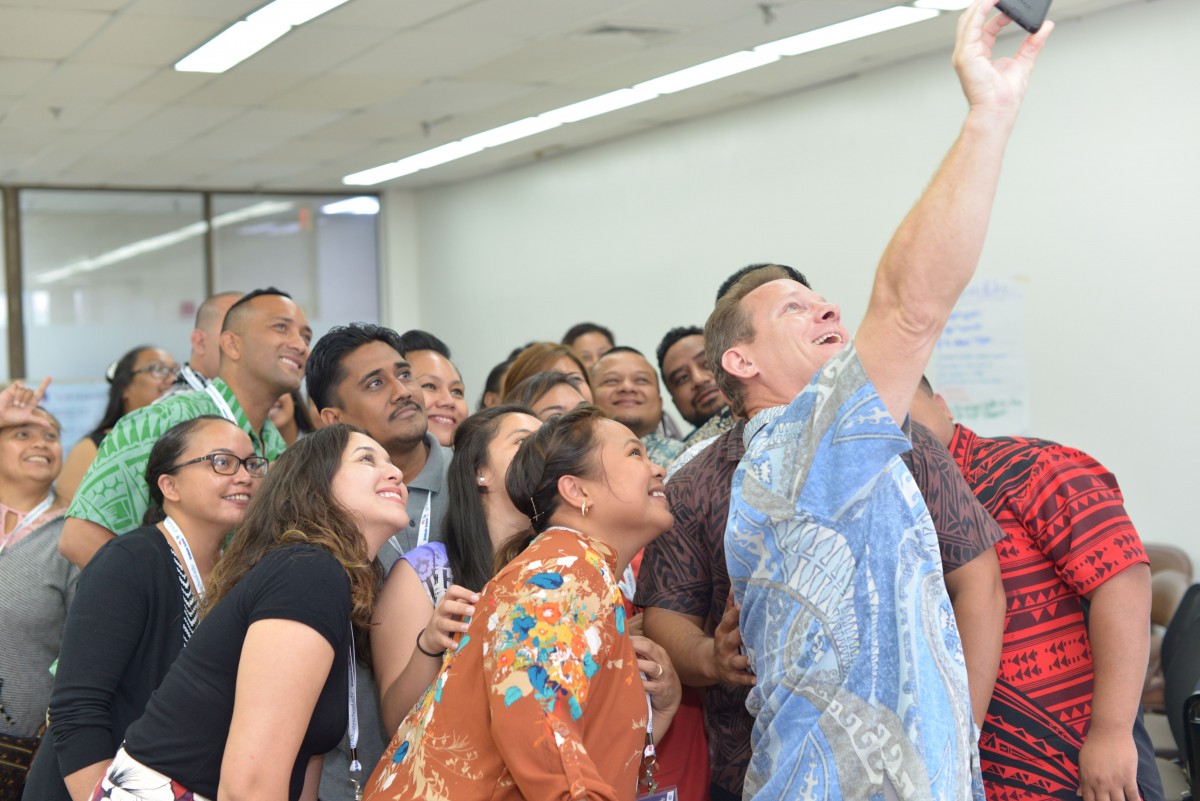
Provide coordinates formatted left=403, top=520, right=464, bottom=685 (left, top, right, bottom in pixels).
left=176, top=0, right=351, bottom=73
left=914, top=0, right=972, bottom=9
left=755, top=6, right=939, bottom=58
left=343, top=4, right=953, bottom=186
left=635, top=51, right=781, bottom=96
left=539, top=88, right=658, bottom=125
left=320, top=196, right=381, bottom=215
left=460, top=117, right=562, bottom=149
left=344, top=142, right=484, bottom=185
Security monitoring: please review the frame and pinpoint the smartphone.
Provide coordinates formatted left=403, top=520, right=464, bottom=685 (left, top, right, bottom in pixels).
left=996, top=0, right=1052, bottom=34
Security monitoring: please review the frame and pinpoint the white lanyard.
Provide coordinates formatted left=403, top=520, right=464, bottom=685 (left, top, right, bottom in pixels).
left=0, top=493, right=55, bottom=557
left=163, top=515, right=205, bottom=599
left=417, top=492, right=432, bottom=546
left=347, top=637, right=362, bottom=800
left=619, top=564, right=637, bottom=603
left=204, top=383, right=238, bottom=425
left=180, top=365, right=208, bottom=393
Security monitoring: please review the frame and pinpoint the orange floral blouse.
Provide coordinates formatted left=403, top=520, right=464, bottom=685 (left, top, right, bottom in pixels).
left=363, top=526, right=649, bottom=801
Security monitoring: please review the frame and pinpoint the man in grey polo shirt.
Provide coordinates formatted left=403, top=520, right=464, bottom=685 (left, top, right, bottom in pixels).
left=304, top=322, right=451, bottom=801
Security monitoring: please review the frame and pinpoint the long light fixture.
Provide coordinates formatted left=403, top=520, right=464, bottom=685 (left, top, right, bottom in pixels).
left=343, top=3, right=953, bottom=186
left=176, top=0, right=352, bottom=73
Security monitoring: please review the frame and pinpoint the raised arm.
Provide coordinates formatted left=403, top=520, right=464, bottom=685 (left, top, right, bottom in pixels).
left=372, top=563, right=475, bottom=733
left=856, top=0, right=1052, bottom=423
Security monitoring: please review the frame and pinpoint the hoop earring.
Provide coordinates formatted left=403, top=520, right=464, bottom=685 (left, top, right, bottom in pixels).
left=581, top=500, right=589, bottom=518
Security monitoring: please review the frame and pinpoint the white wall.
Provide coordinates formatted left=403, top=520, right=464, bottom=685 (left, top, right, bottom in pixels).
left=385, top=0, right=1200, bottom=566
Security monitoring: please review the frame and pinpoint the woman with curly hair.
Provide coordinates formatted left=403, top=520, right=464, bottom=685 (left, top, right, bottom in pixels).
left=90, top=424, right=410, bottom=801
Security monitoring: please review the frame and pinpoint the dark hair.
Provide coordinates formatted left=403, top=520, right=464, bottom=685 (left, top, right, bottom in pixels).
left=142, top=415, right=235, bottom=526
left=502, top=342, right=591, bottom=399
left=202, top=424, right=383, bottom=654
left=443, top=405, right=535, bottom=592
left=498, top=405, right=607, bottom=569
left=505, top=371, right=583, bottom=410
left=656, top=326, right=703, bottom=376
left=290, top=388, right=317, bottom=435
left=707, top=264, right=810, bottom=417
left=221, top=287, right=293, bottom=333
left=561, top=323, right=614, bottom=348
left=306, top=323, right=406, bottom=411
left=593, top=345, right=646, bottom=363
left=715, top=262, right=810, bottom=303
left=398, top=330, right=451, bottom=359
left=918, top=375, right=935, bottom=395
left=91, top=345, right=157, bottom=439
left=478, top=358, right=513, bottom=410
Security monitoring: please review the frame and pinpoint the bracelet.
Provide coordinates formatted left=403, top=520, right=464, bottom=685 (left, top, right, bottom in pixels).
left=415, top=629, right=443, bottom=658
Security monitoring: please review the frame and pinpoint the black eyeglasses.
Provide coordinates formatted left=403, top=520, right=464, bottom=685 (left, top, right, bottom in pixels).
left=132, top=363, right=180, bottom=380
left=168, top=452, right=269, bottom=478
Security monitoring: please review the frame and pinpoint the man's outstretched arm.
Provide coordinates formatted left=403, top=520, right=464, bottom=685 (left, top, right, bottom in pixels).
left=857, top=0, right=1053, bottom=424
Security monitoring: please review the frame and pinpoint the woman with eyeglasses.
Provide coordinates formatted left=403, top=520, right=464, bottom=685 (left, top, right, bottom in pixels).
left=86, top=424, right=409, bottom=801
left=24, top=416, right=264, bottom=801
left=57, top=346, right=179, bottom=502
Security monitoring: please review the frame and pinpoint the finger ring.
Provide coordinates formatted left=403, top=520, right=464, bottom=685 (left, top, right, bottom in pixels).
left=654, top=663, right=664, bottom=679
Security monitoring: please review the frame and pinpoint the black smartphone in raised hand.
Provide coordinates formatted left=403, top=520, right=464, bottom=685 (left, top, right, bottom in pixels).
left=996, top=0, right=1052, bottom=33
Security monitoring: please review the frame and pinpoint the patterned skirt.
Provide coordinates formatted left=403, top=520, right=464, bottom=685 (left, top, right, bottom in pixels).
left=90, top=747, right=211, bottom=801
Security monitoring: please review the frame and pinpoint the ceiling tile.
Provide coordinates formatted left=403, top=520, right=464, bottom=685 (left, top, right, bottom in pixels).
left=319, top=0, right=479, bottom=30
left=367, top=79, right=538, bottom=122
left=0, top=7, right=112, bottom=60
left=177, top=71, right=308, bottom=108
left=118, top=69, right=213, bottom=103
left=34, top=63, right=157, bottom=103
left=80, top=101, right=162, bottom=132
left=0, top=60, right=58, bottom=95
left=418, top=0, right=638, bottom=41
left=124, top=0, right=260, bottom=21
left=306, top=112, right=424, bottom=142
left=268, top=75, right=420, bottom=112
left=332, top=29, right=526, bottom=82
left=214, top=108, right=347, bottom=139
left=0, top=100, right=103, bottom=131
left=136, top=104, right=244, bottom=137
left=0, top=0, right=132, bottom=10
left=195, top=159, right=313, bottom=186
left=72, top=14, right=223, bottom=66
left=236, top=23, right=396, bottom=74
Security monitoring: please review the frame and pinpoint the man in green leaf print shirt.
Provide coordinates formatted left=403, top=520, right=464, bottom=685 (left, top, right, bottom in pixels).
left=59, top=288, right=311, bottom=568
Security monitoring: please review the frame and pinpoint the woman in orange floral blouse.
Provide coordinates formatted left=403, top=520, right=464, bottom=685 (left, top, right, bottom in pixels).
left=364, top=406, right=681, bottom=801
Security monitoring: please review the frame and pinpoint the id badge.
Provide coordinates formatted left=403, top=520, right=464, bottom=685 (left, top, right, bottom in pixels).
left=637, top=786, right=679, bottom=801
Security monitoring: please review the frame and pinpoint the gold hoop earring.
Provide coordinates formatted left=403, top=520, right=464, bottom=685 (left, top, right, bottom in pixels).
left=581, top=500, right=589, bottom=517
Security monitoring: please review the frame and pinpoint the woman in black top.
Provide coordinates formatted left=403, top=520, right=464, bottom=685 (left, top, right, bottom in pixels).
left=96, top=424, right=409, bottom=801
left=25, top=415, right=262, bottom=801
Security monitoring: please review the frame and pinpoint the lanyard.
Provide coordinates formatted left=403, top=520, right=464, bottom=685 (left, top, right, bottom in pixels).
left=204, top=383, right=238, bottom=425
left=347, top=636, right=362, bottom=801
left=0, top=493, right=55, bottom=557
left=417, top=492, right=432, bottom=547
left=180, top=365, right=208, bottom=393
left=163, top=515, right=205, bottom=599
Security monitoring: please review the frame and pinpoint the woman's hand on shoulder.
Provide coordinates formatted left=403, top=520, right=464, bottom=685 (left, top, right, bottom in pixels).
left=421, top=584, right=479, bottom=653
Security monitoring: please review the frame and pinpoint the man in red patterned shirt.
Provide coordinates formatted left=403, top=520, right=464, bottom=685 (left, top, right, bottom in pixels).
left=911, top=377, right=1162, bottom=801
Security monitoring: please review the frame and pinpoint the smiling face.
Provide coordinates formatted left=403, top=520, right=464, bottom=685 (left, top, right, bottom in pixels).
left=662, top=334, right=727, bottom=428
left=409, top=350, right=467, bottom=448
left=330, top=431, right=410, bottom=557
left=160, top=419, right=260, bottom=532
left=322, top=340, right=428, bottom=457
left=124, top=347, right=180, bottom=414
left=573, top=418, right=672, bottom=547
left=0, top=411, right=62, bottom=491
left=591, top=351, right=663, bottom=438
left=530, top=382, right=588, bottom=422
left=730, top=279, right=847, bottom=413
left=224, top=294, right=313, bottom=395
